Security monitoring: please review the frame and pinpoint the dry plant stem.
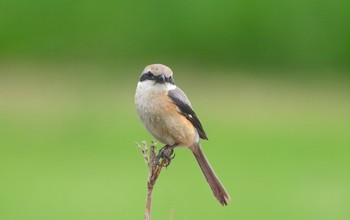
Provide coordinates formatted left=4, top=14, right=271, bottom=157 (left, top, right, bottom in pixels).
left=137, top=141, right=171, bottom=220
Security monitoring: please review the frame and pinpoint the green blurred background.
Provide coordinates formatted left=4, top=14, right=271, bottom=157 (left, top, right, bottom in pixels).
left=0, top=0, right=349, bottom=219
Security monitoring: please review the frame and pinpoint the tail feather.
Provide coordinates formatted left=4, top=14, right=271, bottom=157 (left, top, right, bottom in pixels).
left=191, top=145, right=230, bottom=205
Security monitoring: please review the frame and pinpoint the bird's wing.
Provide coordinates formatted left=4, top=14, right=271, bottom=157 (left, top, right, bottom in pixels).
left=168, top=87, right=208, bottom=140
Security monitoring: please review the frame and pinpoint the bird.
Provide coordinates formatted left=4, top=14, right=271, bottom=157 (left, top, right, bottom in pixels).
left=135, top=64, right=230, bottom=205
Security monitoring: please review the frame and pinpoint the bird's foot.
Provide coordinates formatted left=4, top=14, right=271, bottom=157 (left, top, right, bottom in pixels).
left=156, top=145, right=176, bottom=167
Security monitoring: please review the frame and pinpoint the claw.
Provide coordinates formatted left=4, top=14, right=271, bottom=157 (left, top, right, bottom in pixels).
left=155, top=146, right=175, bottom=167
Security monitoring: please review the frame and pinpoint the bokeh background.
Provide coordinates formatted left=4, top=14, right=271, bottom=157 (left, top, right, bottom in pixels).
left=0, top=1, right=349, bottom=219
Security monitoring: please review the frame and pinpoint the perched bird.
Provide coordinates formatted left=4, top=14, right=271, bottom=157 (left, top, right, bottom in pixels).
left=135, top=64, right=230, bottom=205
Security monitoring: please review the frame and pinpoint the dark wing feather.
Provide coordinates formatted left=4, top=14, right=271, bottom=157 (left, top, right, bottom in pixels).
left=168, top=87, right=208, bottom=140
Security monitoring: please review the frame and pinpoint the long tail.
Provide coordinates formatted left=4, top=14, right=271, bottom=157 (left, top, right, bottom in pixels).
left=191, top=144, right=231, bottom=205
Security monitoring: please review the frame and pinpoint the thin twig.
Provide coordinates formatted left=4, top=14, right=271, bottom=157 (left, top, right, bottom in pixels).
left=169, top=206, right=175, bottom=220
left=137, top=141, right=172, bottom=220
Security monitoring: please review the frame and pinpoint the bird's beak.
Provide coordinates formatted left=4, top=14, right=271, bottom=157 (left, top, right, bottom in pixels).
left=156, top=75, right=166, bottom=84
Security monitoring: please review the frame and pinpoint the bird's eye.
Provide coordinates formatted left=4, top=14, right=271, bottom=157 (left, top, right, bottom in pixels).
left=140, top=71, right=154, bottom=82
left=168, top=76, right=174, bottom=84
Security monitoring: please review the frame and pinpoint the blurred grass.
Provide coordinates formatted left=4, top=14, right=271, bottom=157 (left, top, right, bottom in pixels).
left=0, top=0, right=348, bottom=69
left=0, top=63, right=348, bottom=219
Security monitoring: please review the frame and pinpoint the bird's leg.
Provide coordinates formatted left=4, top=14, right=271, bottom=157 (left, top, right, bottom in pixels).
left=156, top=144, right=177, bottom=167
